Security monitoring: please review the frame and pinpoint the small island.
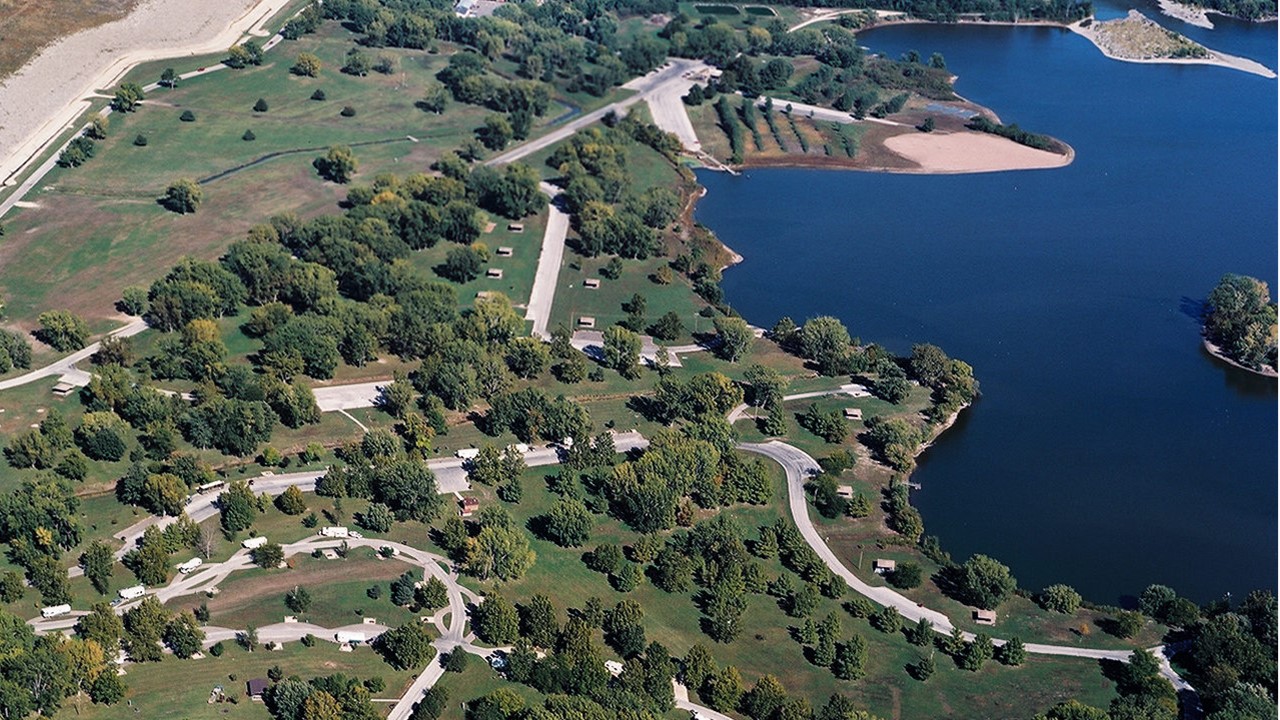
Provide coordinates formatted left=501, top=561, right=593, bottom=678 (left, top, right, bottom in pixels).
left=1202, top=273, right=1279, bottom=376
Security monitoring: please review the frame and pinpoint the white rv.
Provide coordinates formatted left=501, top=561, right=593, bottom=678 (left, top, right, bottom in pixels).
left=177, top=558, right=204, bottom=574
left=335, top=631, right=366, bottom=644
left=41, top=604, right=71, bottom=618
left=242, top=536, right=269, bottom=550
left=455, top=448, right=480, bottom=460
left=320, top=526, right=349, bottom=538
left=119, top=585, right=146, bottom=600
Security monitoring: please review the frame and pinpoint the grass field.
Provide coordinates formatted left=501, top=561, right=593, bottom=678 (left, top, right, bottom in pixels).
left=51, top=641, right=418, bottom=720
left=168, top=551, right=423, bottom=630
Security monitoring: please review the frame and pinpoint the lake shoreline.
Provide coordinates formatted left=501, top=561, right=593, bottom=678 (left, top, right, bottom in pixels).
left=1202, top=336, right=1280, bottom=378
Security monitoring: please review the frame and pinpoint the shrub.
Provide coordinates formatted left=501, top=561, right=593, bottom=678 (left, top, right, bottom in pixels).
left=133, top=134, right=148, bottom=146
left=340, top=105, right=356, bottom=117
left=242, top=130, right=256, bottom=141
left=311, top=89, right=327, bottom=101
left=887, top=562, right=923, bottom=590
left=179, top=109, right=196, bottom=122
left=253, top=98, right=269, bottom=112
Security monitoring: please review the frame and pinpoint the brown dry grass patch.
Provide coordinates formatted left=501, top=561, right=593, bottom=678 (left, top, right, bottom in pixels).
left=0, top=0, right=138, bottom=79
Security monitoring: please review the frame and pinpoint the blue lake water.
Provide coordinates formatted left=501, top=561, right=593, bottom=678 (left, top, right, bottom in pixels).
left=695, top=5, right=1277, bottom=604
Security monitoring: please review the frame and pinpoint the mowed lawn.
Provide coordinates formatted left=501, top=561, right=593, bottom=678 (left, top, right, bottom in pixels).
left=0, top=23, right=505, bottom=328
left=51, top=642, right=419, bottom=720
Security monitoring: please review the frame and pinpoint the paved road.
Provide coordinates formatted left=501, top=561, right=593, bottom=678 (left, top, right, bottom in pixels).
left=524, top=183, right=570, bottom=340
left=786, top=8, right=904, bottom=32
left=0, top=318, right=147, bottom=390
left=646, top=81, right=703, bottom=152
left=485, top=58, right=712, bottom=168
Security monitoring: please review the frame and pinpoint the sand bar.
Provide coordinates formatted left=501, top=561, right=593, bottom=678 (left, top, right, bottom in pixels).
left=0, top=0, right=293, bottom=186
left=1066, top=17, right=1277, bottom=78
left=1156, top=0, right=1215, bottom=29
left=882, top=132, right=1073, bottom=174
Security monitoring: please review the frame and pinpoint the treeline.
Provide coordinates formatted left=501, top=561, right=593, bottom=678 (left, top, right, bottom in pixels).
left=752, top=0, right=1092, bottom=22
left=966, top=115, right=1057, bottom=151
left=1203, top=273, right=1278, bottom=372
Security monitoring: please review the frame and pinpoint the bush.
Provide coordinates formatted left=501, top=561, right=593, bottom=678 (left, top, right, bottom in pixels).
left=1037, top=584, right=1082, bottom=614
left=340, top=105, right=357, bottom=117
left=179, top=109, right=195, bottom=122
left=311, top=89, right=327, bottom=101
left=242, top=130, right=256, bottom=141
left=133, top=134, right=148, bottom=146
left=444, top=650, right=468, bottom=673
left=253, top=98, right=269, bottom=112
left=209, top=641, right=225, bottom=656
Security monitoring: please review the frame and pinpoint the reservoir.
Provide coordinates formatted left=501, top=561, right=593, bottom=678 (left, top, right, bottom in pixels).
left=695, top=3, right=1277, bottom=604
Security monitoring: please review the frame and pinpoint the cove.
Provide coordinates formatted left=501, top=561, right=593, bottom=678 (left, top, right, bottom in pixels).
left=694, top=7, right=1277, bottom=604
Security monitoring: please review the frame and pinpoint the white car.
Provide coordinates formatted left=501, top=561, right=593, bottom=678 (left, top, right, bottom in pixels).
left=488, top=652, right=507, bottom=670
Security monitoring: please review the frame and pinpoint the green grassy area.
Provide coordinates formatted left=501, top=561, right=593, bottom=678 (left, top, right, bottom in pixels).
left=51, top=641, right=419, bottom=720
left=168, top=551, right=422, bottom=631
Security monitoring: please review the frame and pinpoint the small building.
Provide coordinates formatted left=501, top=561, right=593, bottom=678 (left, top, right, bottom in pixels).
left=486, top=268, right=504, bottom=279
left=872, top=559, right=896, bottom=575
left=604, top=660, right=624, bottom=676
left=496, top=246, right=513, bottom=257
left=843, top=408, right=863, bottom=420
left=836, top=485, right=854, bottom=500
left=583, top=278, right=601, bottom=289
left=974, top=609, right=997, bottom=625
left=507, top=222, right=525, bottom=233
left=577, top=316, right=596, bottom=328
left=51, top=382, right=76, bottom=397
left=459, top=496, right=480, bottom=518
left=246, top=678, right=268, bottom=701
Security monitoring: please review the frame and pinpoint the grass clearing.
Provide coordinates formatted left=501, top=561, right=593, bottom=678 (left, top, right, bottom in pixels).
left=51, top=641, right=419, bottom=720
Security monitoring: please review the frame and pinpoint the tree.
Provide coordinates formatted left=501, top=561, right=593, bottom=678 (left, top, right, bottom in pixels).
left=519, top=594, right=559, bottom=648
left=160, top=67, right=177, bottom=87
left=285, top=585, right=313, bottom=612
left=439, top=246, right=482, bottom=282
left=704, top=666, right=744, bottom=712
left=292, top=52, right=322, bottom=76
left=466, top=524, right=535, bottom=581
left=377, top=620, right=434, bottom=669
left=159, top=177, right=203, bottom=214
left=79, top=541, right=114, bottom=595
left=358, top=502, right=395, bottom=533
left=112, top=82, right=145, bottom=112
left=538, top=498, right=592, bottom=547
left=415, top=577, right=448, bottom=610
left=870, top=605, right=901, bottom=634
left=472, top=593, right=519, bottom=644
left=714, top=316, right=754, bottom=362
left=998, top=635, right=1025, bottom=665
left=602, top=325, right=641, bottom=375
left=1203, top=273, right=1277, bottom=371
left=742, top=675, right=788, bottom=720
left=955, top=554, right=1017, bottom=610
left=1108, top=610, right=1145, bottom=639
left=887, top=562, right=923, bottom=590
left=832, top=634, right=868, bottom=680
left=799, top=316, right=853, bottom=375
left=275, top=485, right=308, bottom=515
left=961, top=633, right=994, bottom=671
left=163, top=611, right=205, bottom=658
left=604, top=599, right=647, bottom=657
left=314, top=146, right=357, bottom=183
left=1038, top=584, right=1083, bottom=614
left=36, top=310, right=88, bottom=351
left=477, top=114, right=513, bottom=150
left=253, top=98, right=269, bottom=112
left=225, top=41, right=264, bottom=68
left=122, top=524, right=170, bottom=585
left=252, top=541, right=284, bottom=568
left=219, top=480, right=258, bottom=533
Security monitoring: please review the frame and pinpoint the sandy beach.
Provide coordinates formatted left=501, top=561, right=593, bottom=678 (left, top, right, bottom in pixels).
left=0, top=0, right=293, bottom=186
left=1157, top=0, right=1215, bottom=29
left=881, top=131, right=1073, bottom=174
